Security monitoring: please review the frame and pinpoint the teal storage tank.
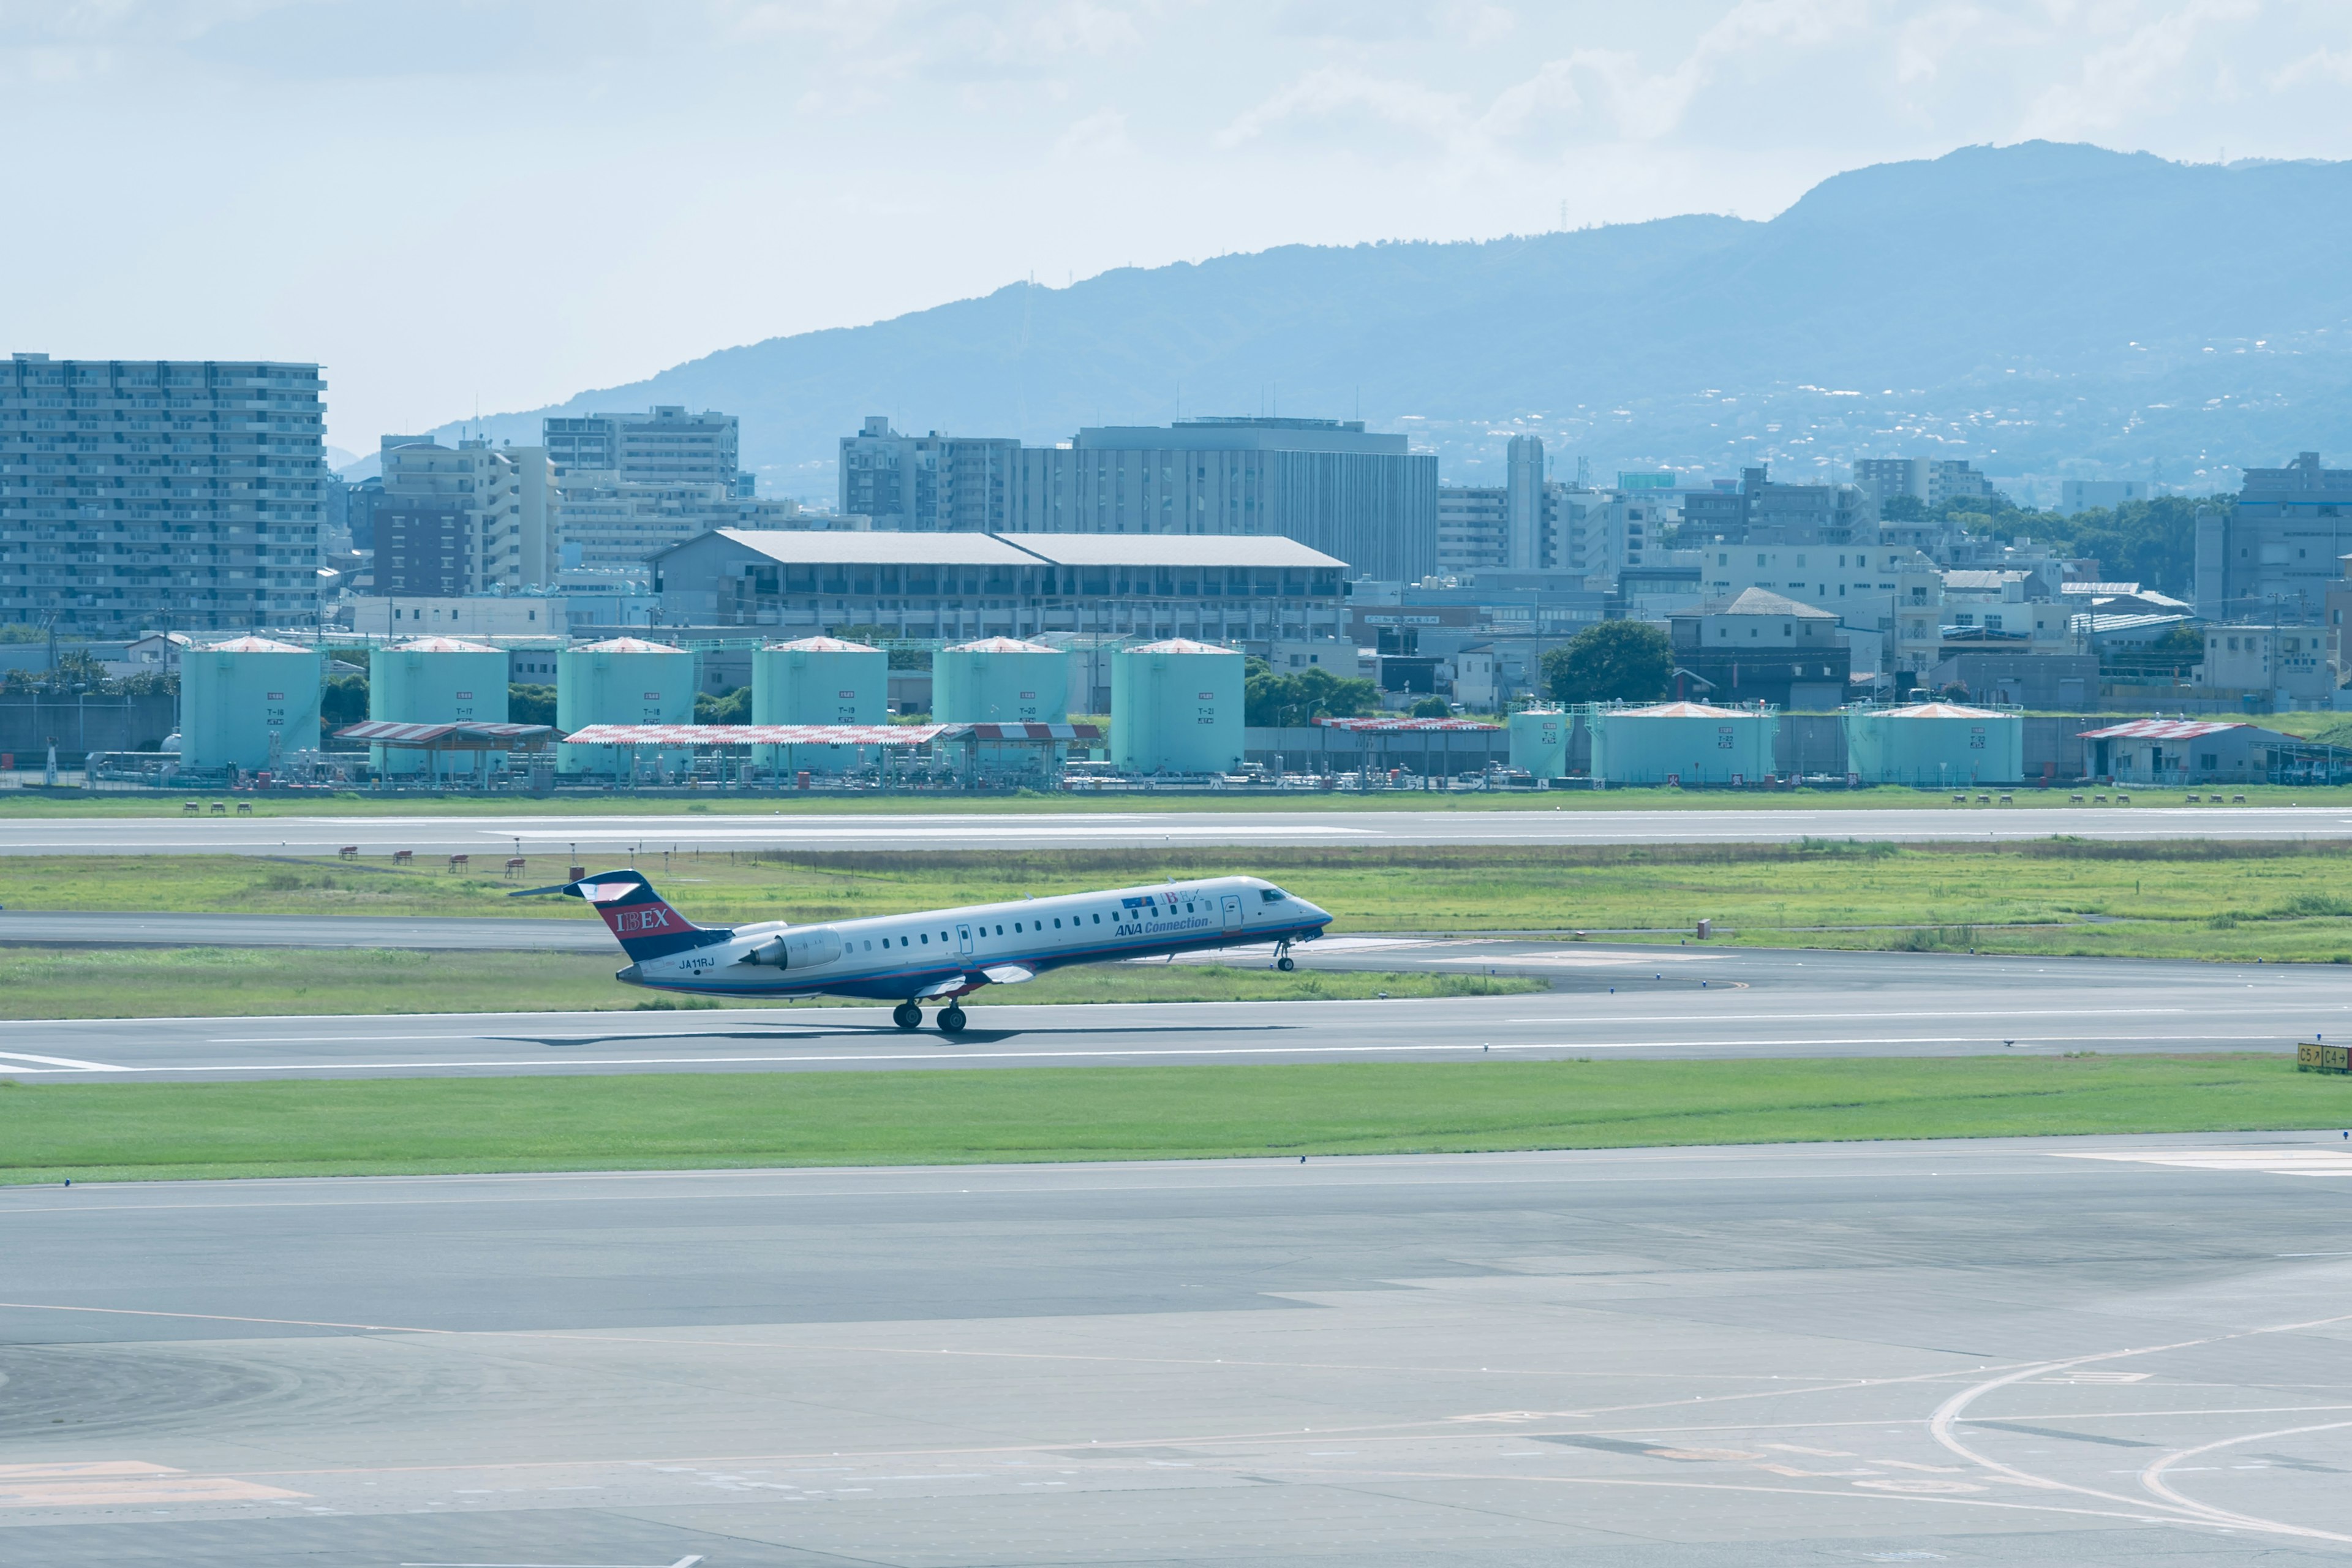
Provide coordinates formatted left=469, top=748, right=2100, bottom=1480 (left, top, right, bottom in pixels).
left=1588, top=701, right=1776, bottom=786
left=752, top=635, right=888, bottom=774
left=933, top=638, right=1069, bottom=724
left=557, top=637, right=695, bottom=777
left=1843, top=702, right=2022, bottom=787
left=180, top=636, right=323, bottom=772
left=1111, top=639, right=1243, bottom=775
left=1508, top=709, right=1570, bottom=780
left=368, top=636, right=509, bottom=778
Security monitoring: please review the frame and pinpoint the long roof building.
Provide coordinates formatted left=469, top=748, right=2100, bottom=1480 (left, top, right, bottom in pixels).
left=652, top=529, right=1346, bottom=645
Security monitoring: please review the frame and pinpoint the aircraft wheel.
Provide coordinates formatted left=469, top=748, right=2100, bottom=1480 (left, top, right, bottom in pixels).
left=892, top=1001, right=922, bottom=1031
left=1277, top=956, right=1295, bottom=972
left=938, top=1004, right=968, bottom=1035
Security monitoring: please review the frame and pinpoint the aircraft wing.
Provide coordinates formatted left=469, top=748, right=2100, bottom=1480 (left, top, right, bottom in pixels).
left=980, top=964, right=1037, bottom=985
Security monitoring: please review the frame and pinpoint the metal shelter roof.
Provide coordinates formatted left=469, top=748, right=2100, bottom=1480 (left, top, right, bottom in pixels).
left=557, top=722, right=1101, bottom=748
left=2078, top=718, right=2251, bottom=741
left=1314, top=716, right=1502, bottom=733
left=334, top=721, right=559, bottom=747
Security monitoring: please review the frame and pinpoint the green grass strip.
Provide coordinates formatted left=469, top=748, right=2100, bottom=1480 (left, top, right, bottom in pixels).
left=6, top=1055, right=2348, bottom=1185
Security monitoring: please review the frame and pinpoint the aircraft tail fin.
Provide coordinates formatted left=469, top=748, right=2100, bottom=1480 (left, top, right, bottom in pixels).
left=512, top=869, right=731, bottom=960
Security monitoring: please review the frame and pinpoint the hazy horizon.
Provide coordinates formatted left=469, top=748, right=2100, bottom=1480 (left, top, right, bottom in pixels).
left=8, top=1, right=2352, bottom=451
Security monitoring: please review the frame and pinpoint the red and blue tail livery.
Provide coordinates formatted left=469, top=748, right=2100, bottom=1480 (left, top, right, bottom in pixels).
left=514, top=867, right=1332, bottom=1037
left=516, top=870, right=734, bottom=962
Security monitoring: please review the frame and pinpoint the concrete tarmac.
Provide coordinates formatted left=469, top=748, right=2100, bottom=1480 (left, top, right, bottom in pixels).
left=7, top=1136, right=2352, bottom=1564
left=5, top=801, right=2352, bottom=856
left=0, top=948, right=2336, bottom=1080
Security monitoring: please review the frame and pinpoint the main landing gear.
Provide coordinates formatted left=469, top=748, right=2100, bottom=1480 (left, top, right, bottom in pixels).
left=895, top=1000, right=970, bottom=1033
left=1275, top=938, right=1297, bottom=973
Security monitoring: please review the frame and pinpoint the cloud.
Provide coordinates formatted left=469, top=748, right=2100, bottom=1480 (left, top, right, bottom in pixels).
left=1217, top=64, right=1472, bottom=151
left=2019, top=0, right=2261, bottom=138
left=1055, top=105, right=1135, bottom=159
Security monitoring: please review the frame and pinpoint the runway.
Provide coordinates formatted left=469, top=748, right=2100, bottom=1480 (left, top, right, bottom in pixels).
left=1, top=948, right=2336, bottom=1079
left=6, top=801, right=2352, bottom=856
left=7, top=1136, right=2352, bottom=1565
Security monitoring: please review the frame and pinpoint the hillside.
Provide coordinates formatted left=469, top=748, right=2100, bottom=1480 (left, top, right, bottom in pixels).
left=410, top=142, right=2352, bottom=499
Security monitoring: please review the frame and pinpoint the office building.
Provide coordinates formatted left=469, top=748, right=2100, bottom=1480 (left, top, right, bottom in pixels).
left=1437, top=486, right=1508, bottom=577
left=0, top=353, right=324, bottom=635
left=2196, top=453, right=2352, bottom=624
left=652, top=530, right=1346, bottom=644
left=375, top=438, right=557, bottom=596
left=839, top=418, right=1020, bottom=533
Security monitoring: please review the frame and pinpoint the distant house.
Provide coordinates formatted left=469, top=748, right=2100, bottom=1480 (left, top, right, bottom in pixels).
left=1667, top=588, right=1851, bottom=710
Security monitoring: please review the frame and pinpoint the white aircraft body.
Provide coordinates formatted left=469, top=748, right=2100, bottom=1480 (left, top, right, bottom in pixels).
left=520, top=869, right=1333, bottom=1034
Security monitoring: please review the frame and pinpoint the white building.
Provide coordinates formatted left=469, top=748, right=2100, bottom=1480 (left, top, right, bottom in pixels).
left=1, top=353, right=325, bottom=635
left=1855, top=457, right=1993, bottom=510
left=546, top=406, right=755, bottom=582
left=1436, top=486, right=1508, bottom=577
left=2201, top=624, right=2337, bottom=707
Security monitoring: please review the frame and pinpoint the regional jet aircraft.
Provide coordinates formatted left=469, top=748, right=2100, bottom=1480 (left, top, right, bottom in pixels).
left=518, top=870, right=1332, bottom=1034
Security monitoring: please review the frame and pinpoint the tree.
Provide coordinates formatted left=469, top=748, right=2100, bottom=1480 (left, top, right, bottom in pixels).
left=320, top=673, right=369, bottom=728
left=1244, top=659, right=1381, bottom=726
left=695, top=685, right=752, bottom=723
left=1408, top=695, right=1452, bottom=718
left=508, top=683, right=557, bottom=726
left=1542, top=620, right=1673, bottom=705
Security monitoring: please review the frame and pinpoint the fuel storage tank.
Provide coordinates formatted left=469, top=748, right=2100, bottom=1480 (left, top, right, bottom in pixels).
left=933, top=637, right=1069, bottom=724
left=1587, top=701, right=1776, bottom=786
left=1842, top=702, right=2022, bottom=787
left=180, top=636, right=323, bottom=772
left=1111, top=639, right=1243, bottom=775
left=1507, top=708, right=1570, bottom=781
left=368, top=636, right=508, bottom=777
left=557, top=636, right=695, bottom=776
left=752, top=635, right=888, bottom=773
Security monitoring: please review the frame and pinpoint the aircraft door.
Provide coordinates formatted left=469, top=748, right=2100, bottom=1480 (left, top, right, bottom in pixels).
left=1221, top=894, right=1243, bottom=933
left=957, top=923, right=973, bottom=956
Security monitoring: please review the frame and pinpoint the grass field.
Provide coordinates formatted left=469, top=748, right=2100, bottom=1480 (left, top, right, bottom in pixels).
left=10, top=840, right=2352, bottom=963
left=8, top=781, right=2352, bottom=816
left=3, top=1055, right=2344, bottom=1185
left=0, top=948, right=1539, bottom=1020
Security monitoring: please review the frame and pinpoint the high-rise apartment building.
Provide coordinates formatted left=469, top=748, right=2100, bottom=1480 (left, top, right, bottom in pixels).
left=545, top=406, right=737, bottom=488
left=546, top=406, right=758, bottom=580
left=1682, top=466, right=1877, bottom=546
left=839, top=418, right=1020, bottom=533
left=837, top=415, right=1439, bottom=581
left=1436, top=486, right=1508, bottom=576
left=0, top=353, right=324, bottom=635
left=375, top=438, right=556, bottom=596
left=1854, top=457, right=1992, bottom=510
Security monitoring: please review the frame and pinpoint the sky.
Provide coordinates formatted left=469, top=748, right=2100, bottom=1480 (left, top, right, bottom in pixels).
left=6, top=0, right=2352, bottom=455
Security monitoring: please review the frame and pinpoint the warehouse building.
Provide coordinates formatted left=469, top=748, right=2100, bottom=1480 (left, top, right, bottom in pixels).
left=652, top=531, right=1346, bottom=644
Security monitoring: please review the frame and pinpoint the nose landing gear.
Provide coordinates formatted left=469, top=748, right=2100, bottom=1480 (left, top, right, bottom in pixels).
left=892, top=1001, right=922, bottom=1031
left=1275, top=938, right=1297, bottom=973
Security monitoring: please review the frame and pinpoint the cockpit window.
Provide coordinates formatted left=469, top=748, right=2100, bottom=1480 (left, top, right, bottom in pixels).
left=1260, top=888, right=1289, bottom=903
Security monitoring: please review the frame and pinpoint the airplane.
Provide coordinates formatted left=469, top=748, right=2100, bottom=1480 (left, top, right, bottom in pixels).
left=516, top=869, right=1333, bottom=1034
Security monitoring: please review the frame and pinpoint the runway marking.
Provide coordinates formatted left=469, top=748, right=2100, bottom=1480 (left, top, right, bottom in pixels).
left=0, top=1461, right=304, bottom=1508
left=399, top=1559, right=703, bottom=1567
left=2055, top=1149, right=2352, bottom=1177
left=2139, top=1420, right=2352, bottom=1528
left=0, top=1049, right=126, bottom=1071
left=1928, top=1306, right=2352, bottom=1543
left=0, top=1033, right=2239, bottom=1075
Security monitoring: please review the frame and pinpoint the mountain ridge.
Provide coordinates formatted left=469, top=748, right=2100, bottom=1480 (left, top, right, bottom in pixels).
left=404, top=141, right=2352, bottom=499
